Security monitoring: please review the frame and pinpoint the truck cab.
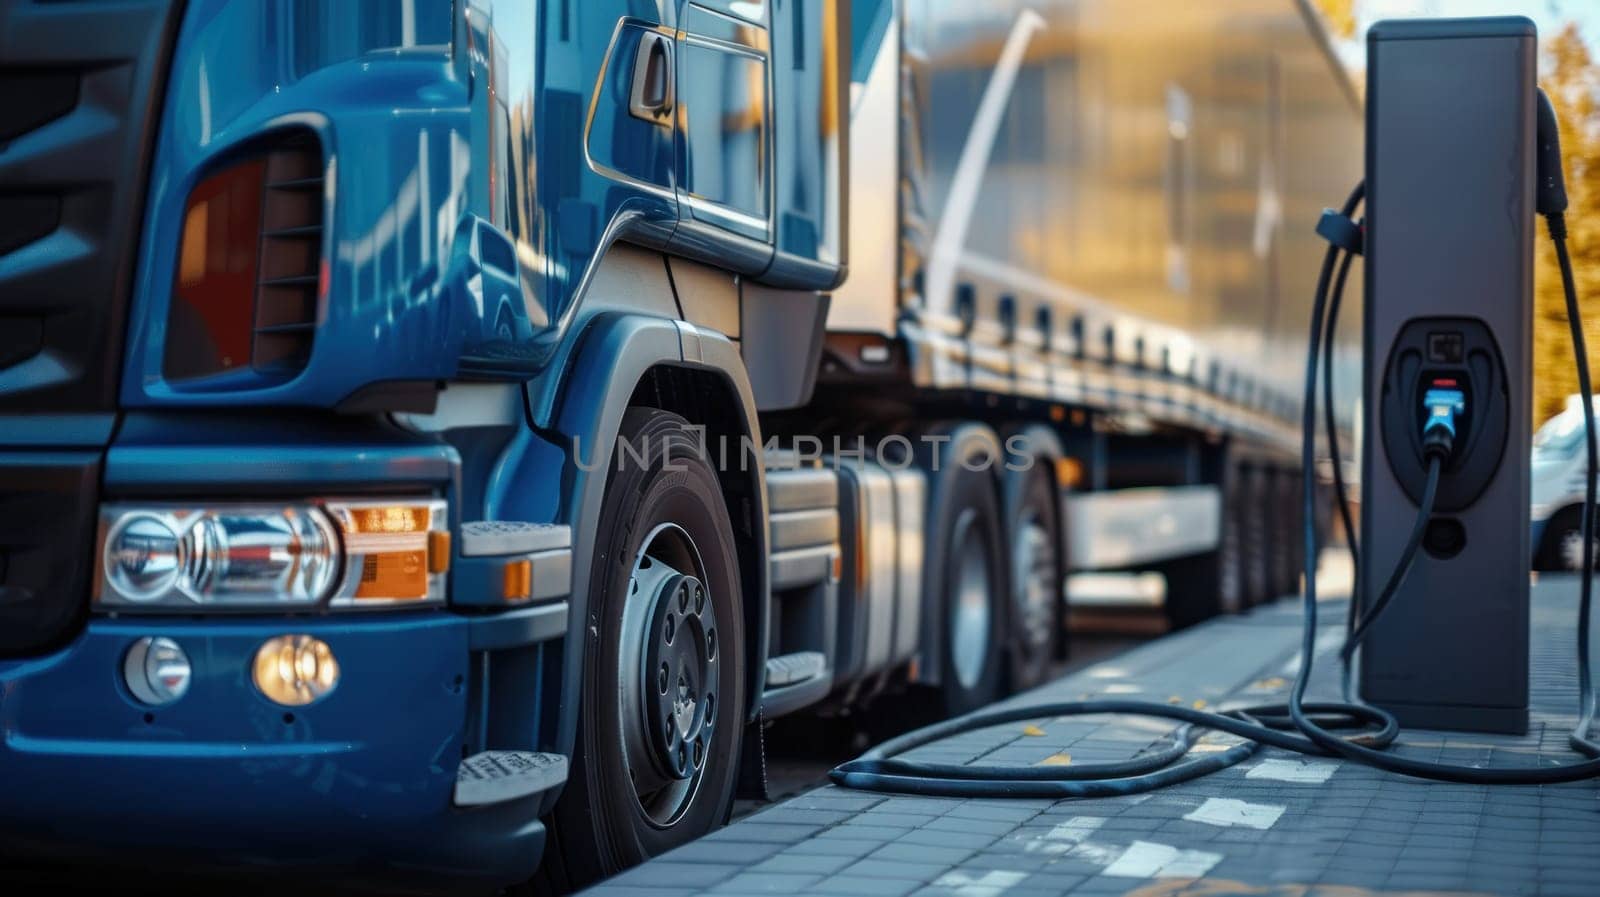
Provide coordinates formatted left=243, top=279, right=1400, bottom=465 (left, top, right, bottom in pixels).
left=0, top=0, right=847, bottom=889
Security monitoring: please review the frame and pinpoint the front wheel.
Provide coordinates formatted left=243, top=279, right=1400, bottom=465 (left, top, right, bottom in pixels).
left=543, top=408, right=745, bottom=890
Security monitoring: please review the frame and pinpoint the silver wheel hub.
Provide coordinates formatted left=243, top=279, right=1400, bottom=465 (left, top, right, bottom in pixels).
left=618, top=524, right=717, bottom=826
left=1013, top=515, right=1055, bottom=661
left=951, top=510, right=993, bottom=689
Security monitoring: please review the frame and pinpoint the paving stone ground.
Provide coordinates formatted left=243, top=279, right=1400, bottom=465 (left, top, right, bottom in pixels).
left=584, top=577, right=1600, bottom=897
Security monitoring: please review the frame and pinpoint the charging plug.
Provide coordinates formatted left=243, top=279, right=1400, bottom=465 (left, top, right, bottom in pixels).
left=1536, top=88, right=1568, bottom=218
left=1422, top=386, right=1465, bottom=462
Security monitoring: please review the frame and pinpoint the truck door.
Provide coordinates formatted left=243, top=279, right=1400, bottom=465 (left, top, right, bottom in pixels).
left=672, top=1, right=775, bottom=263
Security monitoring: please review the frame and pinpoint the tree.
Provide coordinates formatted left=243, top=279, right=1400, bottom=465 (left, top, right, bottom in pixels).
left=1534, top=23, right=1600, bottom=425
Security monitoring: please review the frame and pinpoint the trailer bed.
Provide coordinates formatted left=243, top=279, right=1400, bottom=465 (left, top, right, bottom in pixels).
left=583, top=576, right=1600, bottom=897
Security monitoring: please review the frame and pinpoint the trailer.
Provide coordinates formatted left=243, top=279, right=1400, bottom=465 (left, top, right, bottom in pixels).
left=0, top=0, right=1357, bottom=891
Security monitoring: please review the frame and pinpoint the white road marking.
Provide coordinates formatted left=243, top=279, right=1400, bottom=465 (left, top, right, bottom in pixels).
left=934, top=870, right=1028, bottom=897
left=1026, top=815, right=1106, bottom=854
left=1182, top=797, right=1285, bottom=830
left=1245, top=758, right=1337, bottom=784
left=1102, top=840, right=1223, bottom=879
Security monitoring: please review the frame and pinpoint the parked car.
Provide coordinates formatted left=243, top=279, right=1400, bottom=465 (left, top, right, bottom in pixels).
left=1532, top=394, right=1600, bottom=570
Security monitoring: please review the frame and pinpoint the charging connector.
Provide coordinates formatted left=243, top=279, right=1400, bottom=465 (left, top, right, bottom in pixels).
left=1421, top=386, right=1465, bottom=461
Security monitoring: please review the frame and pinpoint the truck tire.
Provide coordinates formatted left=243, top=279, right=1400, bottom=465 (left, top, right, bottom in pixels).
left=1267, top=469, right=1297, bottom=599
left=1240, top=466, right=1271, bottom=607
left=1161, top=467, right=1243, bottom=628
left=921, top=438, right=1008, bottom=716
left=1006, top=463, right=1062, bottom=692
left=544, top=408, right=745, bottom=889
left=1283, top=470, right=1306, bottom=596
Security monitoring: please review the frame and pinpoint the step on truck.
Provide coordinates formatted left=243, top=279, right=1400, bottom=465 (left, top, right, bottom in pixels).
left=0, top=0, right=1359, bottom=890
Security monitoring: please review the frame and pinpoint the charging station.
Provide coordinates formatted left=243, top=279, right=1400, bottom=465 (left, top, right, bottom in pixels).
left=1359, top=18, right=1536, bottom=734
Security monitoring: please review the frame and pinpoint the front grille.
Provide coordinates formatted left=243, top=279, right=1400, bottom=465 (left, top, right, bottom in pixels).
left=0, top=68, right=78, bottom=146
left=0, top=456, right=99, bottom=657
left=0, top=0, right=181, bottom=658
left=0, top=0, right=182, bottom=412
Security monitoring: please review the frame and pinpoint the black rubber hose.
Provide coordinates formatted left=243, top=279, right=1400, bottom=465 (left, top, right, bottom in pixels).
left=1323, top=242, right=1361, bottom=590
left=1340, top=458, right=1436, bottom=669
left=1552, top=214, right=1599, bottom=757
left=829, top=699, right=1394, bottom=798
left=1339, top=458, right=1437, bottom=701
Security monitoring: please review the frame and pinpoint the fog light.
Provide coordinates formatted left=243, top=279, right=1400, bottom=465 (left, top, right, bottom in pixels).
left=124, top=636, right=192, bottom=706
left=253, top=635, right=339, bottom=706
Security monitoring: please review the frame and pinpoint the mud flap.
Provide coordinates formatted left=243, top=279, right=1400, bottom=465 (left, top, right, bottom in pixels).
left=735, top=712, right=769, bottom=804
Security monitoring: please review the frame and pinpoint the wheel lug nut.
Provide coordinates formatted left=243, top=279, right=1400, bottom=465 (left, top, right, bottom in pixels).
left=677, top=743, right=688, bottom=771
left=678, top=584, right=690, bottom=613
left=694, top=586, right=705, bottom=613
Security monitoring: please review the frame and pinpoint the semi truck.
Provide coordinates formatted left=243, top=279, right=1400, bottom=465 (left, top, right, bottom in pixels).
left=0, top=0, right=1359, bottom=891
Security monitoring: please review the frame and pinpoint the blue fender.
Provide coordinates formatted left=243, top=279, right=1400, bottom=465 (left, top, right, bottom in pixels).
left=525, top=312, right=770, bottom=757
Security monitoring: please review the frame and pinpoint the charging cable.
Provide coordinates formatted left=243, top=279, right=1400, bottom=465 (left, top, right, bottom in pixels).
left=1540, top=87, right=1599, bottom=755
left=831, top=93, right=1600, bottom=796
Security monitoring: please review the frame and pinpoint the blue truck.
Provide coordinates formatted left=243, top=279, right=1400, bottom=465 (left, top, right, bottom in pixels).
left=0, top=0, right=1357, bottom=891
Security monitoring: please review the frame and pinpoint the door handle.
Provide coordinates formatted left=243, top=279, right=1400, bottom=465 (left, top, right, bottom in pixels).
left=629, top=31, right=674, bottom=125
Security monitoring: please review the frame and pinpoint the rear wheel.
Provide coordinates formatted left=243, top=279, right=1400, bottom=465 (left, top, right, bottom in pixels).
left=1268, top=469, right=1300, bottom=599
left=1160, top=462, right=1242, bottom=628
left=1007, top=464, right=1061, bottom=692
left=920, top=434, right=1008, bottom=717
left=1284, top=470, right=1307, bottom=596
left=543, top=408, right=745, bottom=889
left=1239, top=466, right=1271, bottom=608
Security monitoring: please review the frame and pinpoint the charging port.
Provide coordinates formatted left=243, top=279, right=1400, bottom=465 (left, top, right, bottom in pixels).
left=1379, top=318, right=1508, bottom=512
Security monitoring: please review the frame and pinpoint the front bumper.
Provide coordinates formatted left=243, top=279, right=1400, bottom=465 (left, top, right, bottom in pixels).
left=0, top=609, right=562, bottom=888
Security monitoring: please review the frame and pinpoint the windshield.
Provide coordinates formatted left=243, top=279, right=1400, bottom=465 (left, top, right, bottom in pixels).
left=1534, top=408, right=1586, bottom=461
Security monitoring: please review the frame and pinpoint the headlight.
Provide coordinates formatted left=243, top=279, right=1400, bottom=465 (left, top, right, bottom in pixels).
left=97, top=499, right=447, bottom=611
